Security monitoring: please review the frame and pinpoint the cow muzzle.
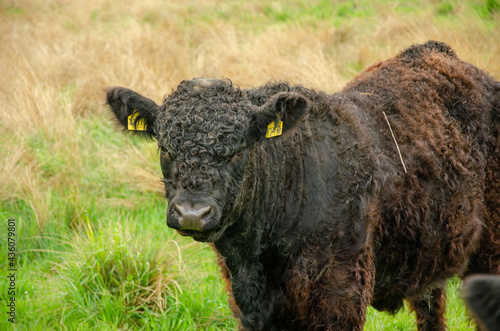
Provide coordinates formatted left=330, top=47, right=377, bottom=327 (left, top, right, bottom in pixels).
left=175, top=204, right=211, bottom=230
left=167, top=199, right=221, bottom=235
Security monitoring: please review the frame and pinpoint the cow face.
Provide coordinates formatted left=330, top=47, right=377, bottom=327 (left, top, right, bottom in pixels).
left=107, top=79, right=309, bottom=242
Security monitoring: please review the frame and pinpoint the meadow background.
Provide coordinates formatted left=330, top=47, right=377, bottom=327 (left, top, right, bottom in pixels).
left=0, top=0, right=499, bottom=330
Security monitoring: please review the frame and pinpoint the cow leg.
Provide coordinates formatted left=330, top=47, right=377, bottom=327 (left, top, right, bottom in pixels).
left=408, top=287, right=447, bottom=331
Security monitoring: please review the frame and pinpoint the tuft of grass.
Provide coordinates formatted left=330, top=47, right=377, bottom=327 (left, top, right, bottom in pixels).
left=57, top=218, right=184, bottom=328
left=436, top=1, right=455, bottom=16
left=488, top=0, right=500, bottom=13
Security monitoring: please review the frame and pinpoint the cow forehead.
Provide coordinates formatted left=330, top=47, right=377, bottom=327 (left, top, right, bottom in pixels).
left=156, top=82, right=254, bottom=159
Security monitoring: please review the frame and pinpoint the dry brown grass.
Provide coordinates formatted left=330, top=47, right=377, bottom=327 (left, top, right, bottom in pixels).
left=0, top=0, right=498, bottom=228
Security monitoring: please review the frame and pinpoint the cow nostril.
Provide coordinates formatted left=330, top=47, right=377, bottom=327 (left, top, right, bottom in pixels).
left=200, top=205, right=211, bottom=218
left=174, top=203, right=183, bottom=217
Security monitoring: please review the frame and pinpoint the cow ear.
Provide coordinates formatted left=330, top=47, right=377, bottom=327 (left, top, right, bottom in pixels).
left=251, top=92, right=310, bottom=140
left=106, top=87, right=159, bottom=140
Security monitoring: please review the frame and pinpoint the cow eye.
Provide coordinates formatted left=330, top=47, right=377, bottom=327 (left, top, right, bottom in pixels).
left=160, top=146, right=174, bottom=161
left=229, top=151, right=244, bottom=163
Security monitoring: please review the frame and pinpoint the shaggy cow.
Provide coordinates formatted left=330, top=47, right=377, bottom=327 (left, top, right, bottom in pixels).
left=462, top=275, right=500, bottom=331
left=106, top=41, right=500, bottom=330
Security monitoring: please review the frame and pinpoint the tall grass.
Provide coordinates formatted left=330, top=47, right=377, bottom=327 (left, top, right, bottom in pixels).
left=58, top=219, right=183, bottom=323
left=0, top=0, right=498, bottom=329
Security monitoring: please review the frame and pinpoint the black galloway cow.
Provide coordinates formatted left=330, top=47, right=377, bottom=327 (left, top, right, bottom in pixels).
left=107, top=41, right=500, bottom=330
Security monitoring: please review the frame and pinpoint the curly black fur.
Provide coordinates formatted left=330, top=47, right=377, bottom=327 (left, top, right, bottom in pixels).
left=107, top=41, right=500, bottom=330
left=156, top=79, right=251, bottom=190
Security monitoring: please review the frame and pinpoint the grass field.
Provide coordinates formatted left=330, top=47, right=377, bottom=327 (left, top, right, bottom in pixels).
left=0, top=0, right=499, bottom=330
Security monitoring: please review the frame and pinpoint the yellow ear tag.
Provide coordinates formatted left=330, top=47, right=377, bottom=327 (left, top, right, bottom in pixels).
left=266, top=119, right=283, bottom=138
left=127, top=112, right=147, bottom=131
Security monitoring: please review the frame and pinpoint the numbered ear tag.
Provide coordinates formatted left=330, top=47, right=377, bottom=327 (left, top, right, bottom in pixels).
left=266, top=119, right=283, bottom=138
left=128, top=111, right=147, bottom=131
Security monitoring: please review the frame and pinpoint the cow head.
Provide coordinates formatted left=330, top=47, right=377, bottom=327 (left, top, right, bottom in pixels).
left=107, top=79, right=310, bottom=242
